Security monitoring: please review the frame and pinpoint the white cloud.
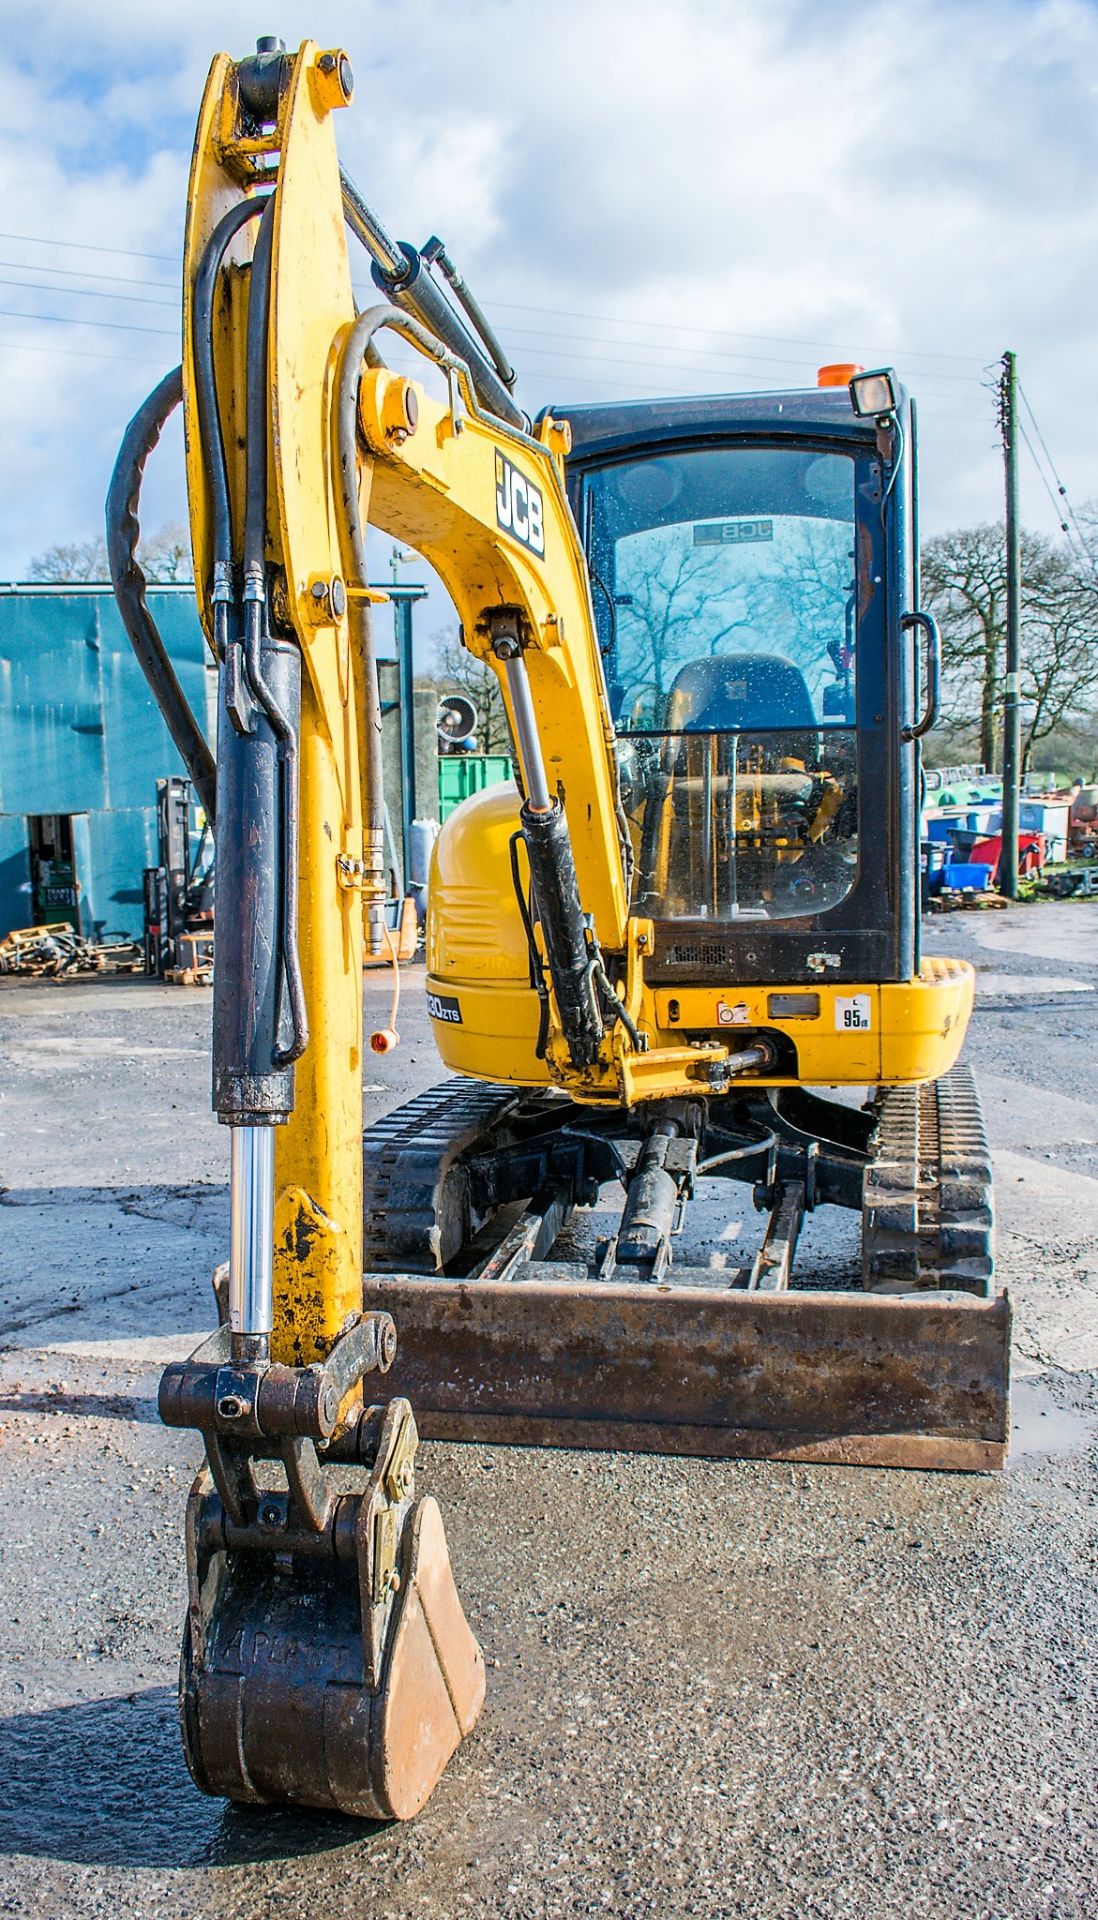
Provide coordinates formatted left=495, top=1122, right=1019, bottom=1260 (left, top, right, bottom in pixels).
left=2, top=0, right=1097, bottom=577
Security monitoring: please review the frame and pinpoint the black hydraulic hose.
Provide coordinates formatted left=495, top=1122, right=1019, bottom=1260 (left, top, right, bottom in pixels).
left=340, top=167, right=523, bottom=430
left=421, top=234, right=516, bottom=391
left=191, top=195, right=269, bottom=652
left=509, top=829, right=551, bottom=1058
left=334, top=305, right=443, bottom=946
left=240, top=197, right=308, bottom=1069
left=698, top=1126, right=777, bottom=1174
left=242, top=202, right=276, bottom=586
left=105, top=366, right=217, bottom=823
left=589, top=956, right=644, bottom=1053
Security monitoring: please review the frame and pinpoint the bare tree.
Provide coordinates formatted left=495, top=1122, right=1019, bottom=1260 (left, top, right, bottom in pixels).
left=922, top=522, right=1098, bottom=771
left=29, top=523, right=192, bottom=584
left=613, top=535, right=757, bottom=722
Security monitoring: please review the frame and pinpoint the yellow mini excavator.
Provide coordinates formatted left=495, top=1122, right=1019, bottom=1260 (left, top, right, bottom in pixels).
left=108, top=36, right=1009, bottom=1821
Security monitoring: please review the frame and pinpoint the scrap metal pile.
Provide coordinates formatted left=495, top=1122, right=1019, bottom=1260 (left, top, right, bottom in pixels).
left=0, top=924, right=143, bottom=978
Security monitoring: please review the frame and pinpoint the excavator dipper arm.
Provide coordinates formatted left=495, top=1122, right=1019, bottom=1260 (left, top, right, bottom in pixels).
left=108, top=38, right=485, bottom=1819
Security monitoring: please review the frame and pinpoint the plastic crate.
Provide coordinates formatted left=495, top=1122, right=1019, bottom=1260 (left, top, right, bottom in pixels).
left=942, top=861, right=995, bottom=892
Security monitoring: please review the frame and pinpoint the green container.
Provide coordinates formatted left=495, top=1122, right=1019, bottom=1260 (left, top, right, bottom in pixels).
left=438, top=754, right=513, bottom=821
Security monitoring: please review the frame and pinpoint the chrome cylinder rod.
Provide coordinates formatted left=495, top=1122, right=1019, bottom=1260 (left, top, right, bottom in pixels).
left=502, top=652, right=552, bottom=811
left=228, top=1125, right=275, bottom=1336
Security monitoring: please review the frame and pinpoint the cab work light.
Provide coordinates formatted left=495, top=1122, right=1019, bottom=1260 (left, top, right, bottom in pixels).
left=849, top=367, right=898, bottom=418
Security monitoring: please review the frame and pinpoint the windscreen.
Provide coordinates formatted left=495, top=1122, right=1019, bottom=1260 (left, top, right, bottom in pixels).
left=583, top=443, right=860, bottom=921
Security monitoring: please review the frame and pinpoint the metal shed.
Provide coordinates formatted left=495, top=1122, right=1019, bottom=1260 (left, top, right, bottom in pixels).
left=0, top=584, right=212, bottom=941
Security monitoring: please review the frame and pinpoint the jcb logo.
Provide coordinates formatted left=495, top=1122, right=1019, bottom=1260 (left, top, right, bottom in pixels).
left=495, top=452, right=545, bottom=557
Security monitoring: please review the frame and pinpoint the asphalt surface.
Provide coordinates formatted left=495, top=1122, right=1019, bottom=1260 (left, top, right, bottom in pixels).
left=0, top=905, right=1095, bottom=1920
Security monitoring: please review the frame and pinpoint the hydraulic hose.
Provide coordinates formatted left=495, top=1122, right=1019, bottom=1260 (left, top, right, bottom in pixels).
left=421, top=234, right=516, bottom=391
left=191, top=194, right=269, bottom=657
left=240, top=198, right=308, bottom=1070
left=105, top=366, right=217, bottom=823
left=334, top=306, right=447, bottom=950
left=340, top=167, right=523, bottom=429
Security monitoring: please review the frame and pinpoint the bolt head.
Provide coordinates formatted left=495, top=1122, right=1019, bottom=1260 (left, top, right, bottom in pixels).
left=313, top=47, right=354, bottom=110
left=319, top=1381, right=339, bottom=1429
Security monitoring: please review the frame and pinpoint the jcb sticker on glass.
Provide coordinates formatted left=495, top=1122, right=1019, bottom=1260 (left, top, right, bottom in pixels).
left=835, top=994, right=872, bottom=1032
left=495, top=451, right=545, bottom=557
left=717, top=1001, right=750, bottom=1026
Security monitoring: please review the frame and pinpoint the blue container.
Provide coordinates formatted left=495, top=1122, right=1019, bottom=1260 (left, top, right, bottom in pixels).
left=943, top=861, right=995, bottom=892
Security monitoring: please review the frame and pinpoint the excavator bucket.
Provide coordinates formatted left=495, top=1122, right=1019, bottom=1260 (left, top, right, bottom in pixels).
left=180, top=1482, right=484, bottom=1819
left=159, top=1351, right=486, bottom=1820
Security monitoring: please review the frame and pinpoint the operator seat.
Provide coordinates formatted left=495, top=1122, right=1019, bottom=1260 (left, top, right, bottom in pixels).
left=663, top=652, right=817, bottom=745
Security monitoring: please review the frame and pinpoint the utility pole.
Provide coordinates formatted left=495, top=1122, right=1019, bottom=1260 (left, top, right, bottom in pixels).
left=998, top=350, right=1022, bottom=898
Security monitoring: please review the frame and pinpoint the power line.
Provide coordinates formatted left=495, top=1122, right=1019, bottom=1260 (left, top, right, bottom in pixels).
left=0, top=228, right=178, bottom=264
left=0, top=271, right=986, bottom=401
left=0, top=305, right=176, bottom=339
left=0, top=224, right=989, bottom=375
left=457, top=314, right=986, bottom=391
left=0, top=257, right=177, bottom=292
left=1017, top=420, right=1071, bottom=535
left=478, top=293, right=988, bottom=369
left=0, top=273, right=177, bottom=309
left=0, top=333, right=168, bottom=371
left=0, top=250, right=987, bottom=389
left=1018, top=381, right=1093, bottom=561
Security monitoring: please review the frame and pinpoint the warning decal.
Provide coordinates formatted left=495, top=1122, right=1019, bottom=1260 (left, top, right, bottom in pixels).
left=834, top=994, right=872, bottom=1032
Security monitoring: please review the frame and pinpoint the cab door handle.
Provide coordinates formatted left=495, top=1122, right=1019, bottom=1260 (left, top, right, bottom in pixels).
left=901, top=609, right=940, bottom=741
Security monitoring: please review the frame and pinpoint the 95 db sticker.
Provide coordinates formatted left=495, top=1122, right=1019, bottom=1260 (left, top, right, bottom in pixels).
left=835, top=994, right=872, bottom=1032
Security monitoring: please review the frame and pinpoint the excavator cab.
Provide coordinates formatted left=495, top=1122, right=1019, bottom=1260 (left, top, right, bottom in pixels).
left=570, top=393, right=903, bottom=958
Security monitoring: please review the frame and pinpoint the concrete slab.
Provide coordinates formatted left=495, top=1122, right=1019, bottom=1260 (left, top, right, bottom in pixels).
left=965, top=899, right=1098, bottom=968
left=0, top=921, right=1095, bottom=1920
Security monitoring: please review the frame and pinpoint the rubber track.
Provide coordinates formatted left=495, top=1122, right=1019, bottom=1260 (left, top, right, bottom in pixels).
left=862, top=1062, right=995, bottom=1295
left=363, top=1078, right=521, bottom=1273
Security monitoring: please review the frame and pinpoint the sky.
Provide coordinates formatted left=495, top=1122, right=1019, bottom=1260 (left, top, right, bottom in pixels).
left=2, top=0, right=1097, bottom=616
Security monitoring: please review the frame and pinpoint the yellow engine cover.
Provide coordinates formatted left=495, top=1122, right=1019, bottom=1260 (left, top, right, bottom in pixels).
left=426, top=785, right=975, bottom=1096
left=427, top=783, right=552, bottom=1085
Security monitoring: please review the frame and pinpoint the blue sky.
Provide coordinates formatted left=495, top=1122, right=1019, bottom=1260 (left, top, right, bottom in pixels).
left=2, top=0, right=1098, bottom=619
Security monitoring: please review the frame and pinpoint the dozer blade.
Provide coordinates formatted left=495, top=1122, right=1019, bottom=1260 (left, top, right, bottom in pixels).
left=177, top=1402, right=485, bottom=1820
left=361, top=1275, right=1011, bottom=1471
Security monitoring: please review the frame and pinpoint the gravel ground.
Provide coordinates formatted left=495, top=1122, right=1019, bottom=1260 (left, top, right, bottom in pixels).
left=0, top=906, right=1095, bottom=1920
